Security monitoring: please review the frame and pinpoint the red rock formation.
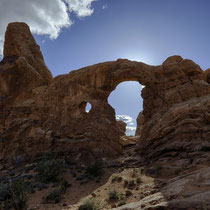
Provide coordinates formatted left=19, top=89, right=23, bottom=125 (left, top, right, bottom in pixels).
left=0, top=22, right=52, bottom=102
left=117, top=121, right=126, bottom=136
left=135, top=111, right=144, bottom=136
left=0, top=22, right=210, bottom=161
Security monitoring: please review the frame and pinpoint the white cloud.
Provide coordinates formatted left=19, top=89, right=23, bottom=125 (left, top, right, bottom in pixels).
left=116, top=115, right=133, bottom=123
left=0, top=0, right=97, bottom=56
left=126, top=126, right=136, bottom=132
left=116, top=114, right=136, bottom=136
left=126, top=126, right=136, bottom=136
left=65, top=0, right=97, bottom=17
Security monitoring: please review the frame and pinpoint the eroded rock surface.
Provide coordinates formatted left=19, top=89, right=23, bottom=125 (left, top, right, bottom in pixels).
left=0, top=22, right=210, bottom=210
left=0, top=22, right=210, bottom=163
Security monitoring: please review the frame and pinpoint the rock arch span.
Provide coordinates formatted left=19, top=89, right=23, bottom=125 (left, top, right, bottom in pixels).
left=0, top=22, right=210, bottom=160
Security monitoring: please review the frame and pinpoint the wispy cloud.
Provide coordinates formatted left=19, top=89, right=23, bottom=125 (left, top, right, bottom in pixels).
left=102, top=4, right=108, bottom=10
left=116, top=115, right=133, bottom=123
left=116, top=114, right=136, bottom=135
left=0, top=0, right=97, bottom=56
left=126, top=126, right=136, bottom=133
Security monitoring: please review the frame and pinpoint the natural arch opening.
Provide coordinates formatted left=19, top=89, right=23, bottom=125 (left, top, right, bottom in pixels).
left=85, top=102, right=92, bottom=113
left=108, top=81, right=143, bottom=136
left=78, top=102, right=92, bottom=113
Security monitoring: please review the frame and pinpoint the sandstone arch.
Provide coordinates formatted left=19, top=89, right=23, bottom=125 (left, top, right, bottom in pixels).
left=0, top=22, right=210, bottom=160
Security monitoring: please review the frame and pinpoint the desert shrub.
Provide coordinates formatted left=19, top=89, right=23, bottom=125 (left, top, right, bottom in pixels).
left=3, top=199, right=13, bottom=209
left=146, top=165, right=162, bottom=176
left=10, top=180, right=28, bottom=210
left=34, top=151, right=68, bottom=164
left=43, top=189, right=62, bottom=204
left=86, top=160, right=103, bottom=177
left=200, top=146, right=210, bottom=152
left=108, top=189, right=124, bottom=201
left=136, top=176, right=141, bottom=184
left=36, top=158, right=65, bottom=183
left=0, top=180, right=29, bottom=209
left=128, top=180, right=136, bottom=189
left=43, top=179, right=70, bottom=204
left=78, top=198, right=100, bottom=210
left=60, top=180, right=71, bottom=194
left=111, top=175, right=118, bottom=183
left=0, top=183, right=10, bottom=202
left=155, top=165, right=162, bottom=175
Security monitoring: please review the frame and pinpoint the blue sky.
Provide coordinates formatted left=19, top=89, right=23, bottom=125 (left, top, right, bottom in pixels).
left=35, top=0, right=210, bottom=74
left=1, top=0, right=210, bottom=135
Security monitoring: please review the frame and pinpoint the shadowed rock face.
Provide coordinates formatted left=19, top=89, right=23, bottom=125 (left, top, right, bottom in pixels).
left=0, top=22, right=210, bottom=161
left=0, top=22, right=52, bottom=101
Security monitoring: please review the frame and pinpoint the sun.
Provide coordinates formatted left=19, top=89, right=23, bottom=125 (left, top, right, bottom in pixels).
left=124, top=53, right=154, bottom=65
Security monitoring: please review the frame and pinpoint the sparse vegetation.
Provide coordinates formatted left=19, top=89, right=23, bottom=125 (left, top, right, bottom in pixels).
left=43, top=179, right=70, bottom=204
left=128, top=180, right=135, bottom=189
left=136, top=176, right=141, bottom=184
left=10, top=180, right=29, bottom=210
left=108, top=189, right=124, bottom=201
left=86, top=160, right=103, bottom=177
left=0, top=180, right=29, bottom=210
left=78, top=198, right=100, bottom=210
left=60, top=180, right=71, bottom=193
left=0, top=183, right=10, bottom=202
left=111, top=175, right=121, bottom=183
left=35, top=158, right=65, bottom=183
left=131, top=168, right=138, bottom=178
left=3, top=199, right=13, bottom=209
left=200, top=146, right=210, bottom=152
left=146, top=165, right=162, bottom=176
left=43, top=189, right=62, bottom=204
left=155, top=165, right=162, bottom=175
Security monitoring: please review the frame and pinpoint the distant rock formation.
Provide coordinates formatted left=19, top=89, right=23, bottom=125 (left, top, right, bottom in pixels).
left=135, top=111, right=144, bottom=136
left=0, top=22, right=210, bottom=161
left=117, top=120, right=126, bottom=136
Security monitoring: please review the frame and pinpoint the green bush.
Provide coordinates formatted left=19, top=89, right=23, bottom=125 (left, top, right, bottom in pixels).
left=0, top=183, right=10, bottom=202
left=3, top=199, right=13, bottom=209
left=78, top=198, right=100, bottom=210
left=0, top=180, right=29, bottom=210
left=43, top=179, right=70, bottom=204
left=60, top=180, right=70, bottom=194
left=200, top=146, right=210, bottom=152
left=111, top=175, right=119, bottom=183
left=86, top=160, right=103, bottom=177
left=43, top=189, right=62, bottom=204
left=108, top=189, right=124, bottom=201
left=128, top=180, right=135, bottom=188
left=146, top=165, right=162, bottom=176
left=36, top=158, right=65, bottom=183
left=10, top=180, right=29, bottom=210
